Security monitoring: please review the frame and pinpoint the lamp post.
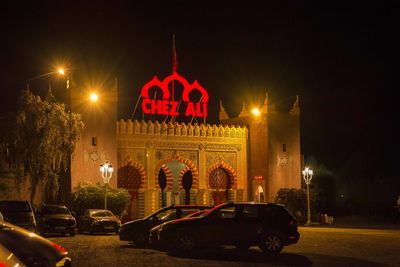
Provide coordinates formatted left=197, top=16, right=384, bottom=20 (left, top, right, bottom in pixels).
left=302, top=167, right=313, bottom=225
left=56, top=68, right=73, bottom=204
left=100, top=162, right=114, bottom=210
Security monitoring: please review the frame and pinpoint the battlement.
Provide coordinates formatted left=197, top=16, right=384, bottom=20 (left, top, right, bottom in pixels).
left=117, top=119, right=248, bottom=139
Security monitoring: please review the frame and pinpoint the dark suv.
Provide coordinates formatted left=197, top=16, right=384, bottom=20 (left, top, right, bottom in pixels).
left=0, top=200, right=36, bottom=232
left=149, top=202, right=299, bottom=254
left=36, top=204, right=76, bottom=236
left=119, top=205, right=212, bottom=246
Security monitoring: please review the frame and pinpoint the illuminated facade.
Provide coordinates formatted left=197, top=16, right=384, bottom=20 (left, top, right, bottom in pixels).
left=70, top=74, right=301, bottom=219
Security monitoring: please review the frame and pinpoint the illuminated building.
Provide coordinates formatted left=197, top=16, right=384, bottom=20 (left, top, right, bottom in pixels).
left=70, top=71, right=301, bottom=220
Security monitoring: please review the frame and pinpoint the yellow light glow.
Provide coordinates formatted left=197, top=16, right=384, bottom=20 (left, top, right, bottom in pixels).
left=89, top=92, right=98, bottom=102
left=57, top=68, right=65, bottom=76
left=251, top=108, right=261, bottom=116
left=28, top=232, right=36, bottom=237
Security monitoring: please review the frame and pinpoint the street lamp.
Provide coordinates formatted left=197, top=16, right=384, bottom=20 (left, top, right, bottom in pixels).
left=302, top=167, right=313, bottom=225
left=251, top=107, right=261, bottom=117
left=100, top=161, right=113, bottom=210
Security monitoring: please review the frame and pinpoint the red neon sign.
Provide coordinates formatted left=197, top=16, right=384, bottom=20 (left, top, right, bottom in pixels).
left=140, top=71, right=208, bottom=117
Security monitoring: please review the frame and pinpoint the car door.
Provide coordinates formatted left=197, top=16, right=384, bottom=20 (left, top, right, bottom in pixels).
left=234, top=205, right=262, bottom=244
left=195, top=204, right=236, bottom=246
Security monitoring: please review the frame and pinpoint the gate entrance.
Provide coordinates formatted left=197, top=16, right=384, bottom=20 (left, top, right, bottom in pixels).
left=118, top=165, right=141, bottom=221
left=209, top=167, right=231, bottom=205
left=157, top=160, right=192, bottom=206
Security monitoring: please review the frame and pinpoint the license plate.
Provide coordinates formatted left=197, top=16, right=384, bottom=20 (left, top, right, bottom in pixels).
left=55, top=227, right=66, bottom=230
left=104, top=226, right=114, bottom=229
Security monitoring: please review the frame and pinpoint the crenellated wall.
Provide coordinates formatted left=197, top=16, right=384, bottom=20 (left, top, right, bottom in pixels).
left=116, top=119, right=248, bottom=217
left=117, top=120, right=248, bottom=139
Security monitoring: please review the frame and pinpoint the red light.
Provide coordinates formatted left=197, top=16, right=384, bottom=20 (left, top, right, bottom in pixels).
left=52, top=242, right=67, bottom=253
left=0, top=262, right=8, bottom=267
left=140, top=71, right=209, bottom=118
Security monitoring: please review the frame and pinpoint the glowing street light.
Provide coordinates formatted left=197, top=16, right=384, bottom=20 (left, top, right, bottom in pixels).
left=100, top=161, right=114, bottom=210
left=251, top=107, right=261, bottom=117
left=57, top=68, right=65, bottom=76
left=89, top=92, right=98, bottom=102
left=302, top=167, right=313, bottom=225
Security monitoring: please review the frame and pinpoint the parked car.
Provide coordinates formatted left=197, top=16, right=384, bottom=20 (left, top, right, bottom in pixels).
left=0, top=220, right=72, bottom=266
left=0, top=243, right=26, bottom=267
left=78, top=209, right=121, bottom=234
left=0, top=200, right=36, bottom=232
left=149, top=202, right=299, bottom=254
left=119, top=204, right=212, bottom=246
left=36, top=204, right=76, bottom=236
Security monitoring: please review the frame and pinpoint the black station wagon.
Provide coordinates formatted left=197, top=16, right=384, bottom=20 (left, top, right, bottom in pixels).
left=149, top=202, right=299, bottom=254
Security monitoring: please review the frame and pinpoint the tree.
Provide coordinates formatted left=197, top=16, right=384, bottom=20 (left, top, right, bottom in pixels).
left=70, top=183, right=130, bottom=218
left=14, top=89, right=84, bottom=203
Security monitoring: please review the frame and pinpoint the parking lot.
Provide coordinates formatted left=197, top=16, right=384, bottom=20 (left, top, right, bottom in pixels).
left=49, top=226, right=400, bottom=267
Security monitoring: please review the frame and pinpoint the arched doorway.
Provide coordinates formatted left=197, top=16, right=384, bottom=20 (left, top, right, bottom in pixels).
left=209, top=167, right=231, bottom=205
left=158, top=168, right=167, bottom=207
left=156, top=160, right=188, bottom=206
left=182, top=170, right=193, bottom=204
left=255, top=186, right=264, bottom=202
left=118, top=165, right=142, bottom=222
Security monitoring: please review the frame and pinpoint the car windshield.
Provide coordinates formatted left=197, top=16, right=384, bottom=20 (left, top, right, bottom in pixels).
left=41, top=206, right=69, bottom=215
left=156, top=210, right=177, bottom=222
left=91, top=211, right=114, bottom=217
left=0, top=201, right=31, bottom=212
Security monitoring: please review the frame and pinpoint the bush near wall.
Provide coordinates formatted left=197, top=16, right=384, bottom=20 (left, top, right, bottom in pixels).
left=70, top=183, right=130, bottom=218
left=274, top=188, right=319, bottom=224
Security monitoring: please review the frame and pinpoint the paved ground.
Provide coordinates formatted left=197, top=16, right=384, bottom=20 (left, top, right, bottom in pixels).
left=49, top=226, right=400, bottom=267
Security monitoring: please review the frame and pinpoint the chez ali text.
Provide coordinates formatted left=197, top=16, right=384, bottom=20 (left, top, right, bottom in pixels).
left=142, top=99, right=207, bottom=117
left=140, top=71, right=209, bottom=117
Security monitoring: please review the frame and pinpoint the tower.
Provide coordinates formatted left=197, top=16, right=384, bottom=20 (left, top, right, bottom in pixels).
left=219, top=93, right=301, bottom=202
left=70, top=79, right=118, bottom=191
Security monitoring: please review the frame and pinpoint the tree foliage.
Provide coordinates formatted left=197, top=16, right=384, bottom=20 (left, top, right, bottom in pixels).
left=274, top=188, right=319, bottom=224
left=69, top=183, right=130, bottom=218
left=13, top=89, right=84, bottom=203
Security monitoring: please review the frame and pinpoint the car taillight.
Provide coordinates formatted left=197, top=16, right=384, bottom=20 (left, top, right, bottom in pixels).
left=52, top=242, right=67, bottom=253
left=289, top=220, right=297, bottom=226
left=0, top=262, right=8, bottom=267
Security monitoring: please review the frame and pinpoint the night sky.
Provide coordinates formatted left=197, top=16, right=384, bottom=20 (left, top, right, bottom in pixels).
left=1, top=2, right=399, bottom=177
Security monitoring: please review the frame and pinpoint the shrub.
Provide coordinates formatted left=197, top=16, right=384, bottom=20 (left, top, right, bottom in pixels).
left=70, top=182, right=130, bottom=218
left=274, top=188, right=319, bottom=224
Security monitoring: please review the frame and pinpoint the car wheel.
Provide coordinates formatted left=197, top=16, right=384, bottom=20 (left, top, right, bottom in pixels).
left=259, top=233, right=283, bottom=254
left=134, top=233, right=148, bottom=247
left=235, top=243, right=250, bottom=250
left=177, top=233, right=195, bottom=253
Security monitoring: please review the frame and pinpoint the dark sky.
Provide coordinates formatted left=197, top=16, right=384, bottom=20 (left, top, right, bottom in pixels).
left=1, top=1, right=399, bottom=176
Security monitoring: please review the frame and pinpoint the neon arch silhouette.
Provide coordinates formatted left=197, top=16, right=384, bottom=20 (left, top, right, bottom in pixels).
left=140, top=71, right=209, bottom=118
